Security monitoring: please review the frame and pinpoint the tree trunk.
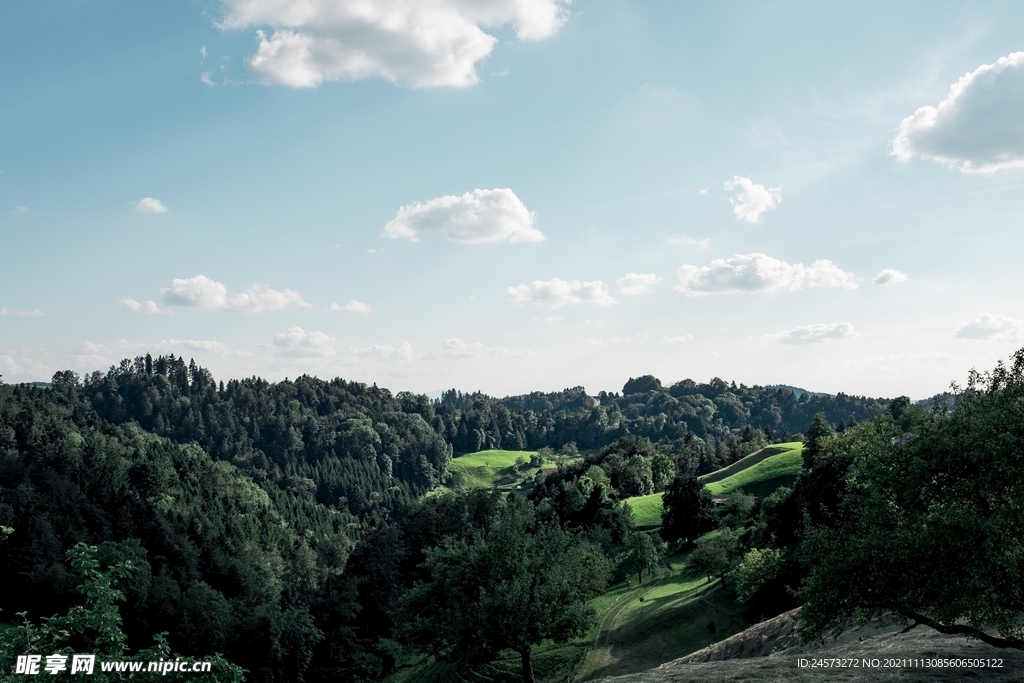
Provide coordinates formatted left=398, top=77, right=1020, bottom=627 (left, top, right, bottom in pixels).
left=520, top=647, right=535, bottom=683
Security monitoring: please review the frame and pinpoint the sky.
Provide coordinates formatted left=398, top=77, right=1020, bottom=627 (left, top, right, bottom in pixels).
left=2, top=0, right=1024, bottom=400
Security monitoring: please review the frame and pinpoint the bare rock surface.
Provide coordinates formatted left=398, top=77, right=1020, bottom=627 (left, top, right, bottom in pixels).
left=593, top=611, right=1024, bottom=682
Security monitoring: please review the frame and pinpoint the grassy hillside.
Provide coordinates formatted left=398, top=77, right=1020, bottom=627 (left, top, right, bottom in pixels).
left=704, top=443, right=803, bottom=497
left=446, top=449, right=559, bottom=492
left=621, top=443, right=804, bottom=527
left=623, top=493, right=663, bottom=529
left=579, top=549, right=744, bottom=680
left=698, top=442, right=803, bottom=484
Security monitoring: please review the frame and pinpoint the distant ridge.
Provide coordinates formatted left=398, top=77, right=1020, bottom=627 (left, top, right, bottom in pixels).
left=766, top=384, right=830, bottom=399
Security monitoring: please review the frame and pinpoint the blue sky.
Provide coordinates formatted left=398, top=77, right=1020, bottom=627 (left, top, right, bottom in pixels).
left=2, top=0, right=1024, bottom=399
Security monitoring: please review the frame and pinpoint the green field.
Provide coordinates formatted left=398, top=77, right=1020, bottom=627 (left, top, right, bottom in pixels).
left=698, top=442, right=803, bottom=484
left=579, top=548, right=744, bottom=680
left=621, top=442, right=804, bottom=527
left=623, top=493, right=664, bottom=528
left=446, top=449, right=559, bottom=493
left=704, top=442, right=803, bottom=497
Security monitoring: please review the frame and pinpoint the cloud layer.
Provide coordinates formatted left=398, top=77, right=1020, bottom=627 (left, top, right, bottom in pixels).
left=507, top=278, right=617, bottom=308
left=617, top=273, right=661, bottom=295
left=273, top=327, right=337, bottom=357
left=220, top=0, right=567, bottom=88
left=769, top=322, right=857, bottom=344
left=226, top=284, right=310, bottom=313
left=954, top=313, right=1024, bottom=341
left=893, top=52, right=1024, bottom=173
left=873, top=269, right=909, bottom=286
left=161, top=275, right=228, bottom=307
left=328, top=299, right=371, bottom=314
left=722, top=176, right=781, bottom=223
left=0, top=307, right=44, bottom=317
left=158, top=276, right=309, bottom=313
left=133, top=197, right=169, bottom=213
left=383, top=188, right=542, bottom=244
left=675, top=253, right=858, bottom=296
left=119, top=298, right=168, bottom=314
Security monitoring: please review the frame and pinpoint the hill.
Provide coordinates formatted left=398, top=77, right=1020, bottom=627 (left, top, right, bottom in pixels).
left=622, top=443, right=804, bottom=528
left=447, top=449, right=556, bottom=491
left=702, top=443, right=803, bottom=497
left=592, top=610, right=1024, bottom=682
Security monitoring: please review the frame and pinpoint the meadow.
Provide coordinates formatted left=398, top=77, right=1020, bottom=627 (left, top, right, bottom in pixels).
left=623, top=442, right=805, bottom=528
left=445, top=449, right=564, bottom=492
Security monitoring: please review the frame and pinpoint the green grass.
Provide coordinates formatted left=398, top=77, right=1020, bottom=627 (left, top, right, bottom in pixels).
left=445, top=449, right=561, bottom=493
left=622, top=492, right=663, bottom=529
left=698, top=442, right=803, bottom=484
left=704, top=443, right=803, bottom=497
left=582, top=547, right=745, bottom=680
left=621, top=443, right=805, bottom=527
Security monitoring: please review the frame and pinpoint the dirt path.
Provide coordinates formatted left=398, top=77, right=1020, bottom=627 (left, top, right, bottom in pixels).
left=575, top=566, right=672, bottom=682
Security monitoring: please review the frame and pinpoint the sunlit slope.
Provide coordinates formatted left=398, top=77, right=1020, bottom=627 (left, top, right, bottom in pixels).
left=698, top=442, right=803, bottom=484
left=622, top=443, right=805, bottom=526
left=702, top=443, right=803, bottom=497
left=623, top=493, right=664, bottom=529
left=446, top=449, right=555, bottom=491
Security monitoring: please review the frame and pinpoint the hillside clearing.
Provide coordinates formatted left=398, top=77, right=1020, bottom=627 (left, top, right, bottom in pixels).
left=443, top=449, right=558, bottom=493
left=704, top=444, right=803, bottom=497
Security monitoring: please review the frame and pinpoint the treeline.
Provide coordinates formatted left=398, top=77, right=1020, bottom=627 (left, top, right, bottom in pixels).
left=436, top=374, right=888, bottom=473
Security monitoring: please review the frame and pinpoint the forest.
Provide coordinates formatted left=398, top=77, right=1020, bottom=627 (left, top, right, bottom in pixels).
left=2, top=351, right=1020, bottom=682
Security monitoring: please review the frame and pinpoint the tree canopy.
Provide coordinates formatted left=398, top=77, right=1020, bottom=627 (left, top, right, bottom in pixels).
left=799, top=349, right=1024, bottom=649
left=397, top=495, right=608, bottom=683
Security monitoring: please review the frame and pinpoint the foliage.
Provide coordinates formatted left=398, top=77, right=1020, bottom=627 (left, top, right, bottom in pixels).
left=396, top=496, right=608, bottom=683
left=689, top=531, right=740, bottom=584
left=623, top=532, right=662, bottom=584
left=734, top=548, right=783, bottom=604
left=660, top=475, right=716, bottom=548
left=0, top=543, right=245, bottom=682
left=799, top=349, right=1024, bottom=649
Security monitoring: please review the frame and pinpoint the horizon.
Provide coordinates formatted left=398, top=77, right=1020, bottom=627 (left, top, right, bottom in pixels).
left=3, top=2, right=1024, bottom=400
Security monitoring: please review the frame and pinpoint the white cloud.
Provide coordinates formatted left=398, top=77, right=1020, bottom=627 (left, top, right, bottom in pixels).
left=119, top=298, right=168, bottom=314
left=954, top=313, right=1024, bottom=341
left=0, top=307, right=44, bottom=317
left=617, top=273, right=662, bottom=295
left=873, top=269, right=910, bottom=286
left=383, top=188, right=542, bottom=244
left=328, top=299, right=371, bottom=314
left=273, top=327, right=337, bottom=357
left=662, top=335, right=693, bottom=344
left=668, top=236, right=711, bottom=247
left=675, top=253, right=859, bottom=296
left=0, top=352, right=51, bottom=379
left=219, top=0, right=568, bottom=89
left=13, top=206, right=28, bottom=215
left=722, top=176, right=781, bottom=223
left=226, top=284, right=310, bottom=313
left=892, top=52, right=1024, bottom=173
left=354, top=342, right=414, bottom=361
left=161, top=275, right=228, bottom=308
left=507, top=278, right=617, bottom=308
left=158, top=276, right=308, bottom=313
left=423, top=338, right=530, bottom=360
left=201, top=72, right=215, bottom=86
left=133, top=197, right=169, bottom=214
left=768, top=322, right=857, bottom=345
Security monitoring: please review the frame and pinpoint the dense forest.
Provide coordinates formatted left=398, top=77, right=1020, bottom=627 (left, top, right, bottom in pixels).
left=1, top=352, right=970, bottom=682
